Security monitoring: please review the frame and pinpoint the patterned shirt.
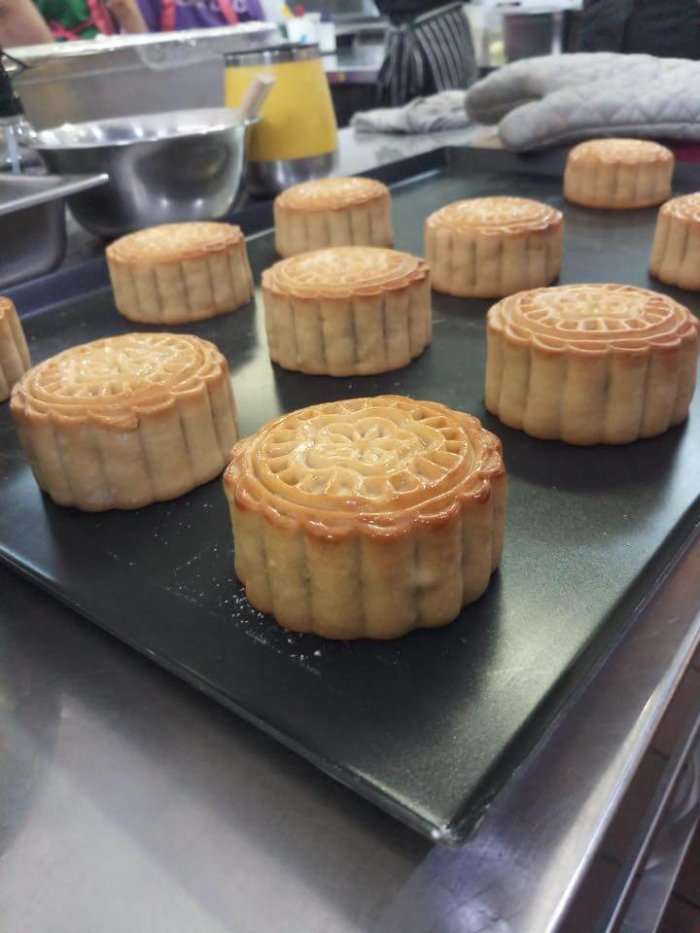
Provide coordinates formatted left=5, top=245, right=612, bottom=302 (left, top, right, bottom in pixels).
left=136, top=0, right=264, bottom=31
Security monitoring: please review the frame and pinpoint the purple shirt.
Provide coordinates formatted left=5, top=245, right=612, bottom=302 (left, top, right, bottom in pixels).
left=137, top=0, right=264, bottom=32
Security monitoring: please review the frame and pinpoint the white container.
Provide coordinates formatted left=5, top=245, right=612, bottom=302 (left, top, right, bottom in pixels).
left=286, top=16, right=319, bottom=45
left=317, top=22, right=337, bottom=54
left=259, top=0, right=286, bottom=21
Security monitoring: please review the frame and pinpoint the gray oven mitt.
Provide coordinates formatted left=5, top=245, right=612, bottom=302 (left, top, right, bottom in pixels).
left=465, top=53, right=700, bottom=151
left=351, top=91, right=470, bottom=134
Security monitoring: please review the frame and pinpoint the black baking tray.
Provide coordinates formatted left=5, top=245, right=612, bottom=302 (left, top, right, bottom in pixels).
left=1, top=148, right=699, bottom=843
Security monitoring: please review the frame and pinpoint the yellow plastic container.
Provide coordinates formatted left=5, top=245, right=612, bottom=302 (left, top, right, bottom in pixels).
left=225, top=47, right=338, bottom=163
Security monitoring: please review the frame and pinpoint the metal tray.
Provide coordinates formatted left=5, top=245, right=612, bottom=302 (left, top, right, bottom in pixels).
left=1, top=148, right=698, bottom=843
left=0, top=172, right=107, bottom=288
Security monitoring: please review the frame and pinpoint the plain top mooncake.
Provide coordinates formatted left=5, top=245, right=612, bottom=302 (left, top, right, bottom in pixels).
left=262, top=246, right=431, bottom=376
left=650, top=192, right=700, bottom=290
left=0, top=297, right=30, bottom=402
left=224, top=395, right=506, bottom=640
left=564, top=138, right=674, bottom=209
left=274, top=176, right=393, bottom=257
left=425, top=196, right=563, bottom=298
left=107, top=222, right=253, bottom=324
left=11, top=332, right=238, bottom=511
left=485, top=283, right=699, bottom=445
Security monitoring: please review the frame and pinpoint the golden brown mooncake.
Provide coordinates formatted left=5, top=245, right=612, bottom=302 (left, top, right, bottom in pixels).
left=425, top=196, right=563, bottom=298
left=485, top=284, right=699, bottom=445
left=262, top=246, right=431, bottom=376
left=11, top=332, right=238, bottom=511
left=223, top=395, right=506, bottom=640
left=274, top=176, right=393, bottom=257
left=564, top=138, right=674, bottom=209
left=106, top=222, right=253, bottom=324
left=0, top=297, right=30, bottom=402
left=650, top=192, right=700, bottom=290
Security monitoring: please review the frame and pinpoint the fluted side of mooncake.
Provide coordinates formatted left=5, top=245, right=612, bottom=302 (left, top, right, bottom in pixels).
left=11, top=333, right=238, bottom=510
left=426, top=197, right=563, bottom=298
left=224, top=395, right=506, bottom=639
left=0, top=298, right=30, bottom=402
left=107, top=223, right=253, bottom=324
left=263, top=247, right=431, bottom=376
left=486, top=284, right=698, bottom=445
left=274, top=177, right=393, bottom=257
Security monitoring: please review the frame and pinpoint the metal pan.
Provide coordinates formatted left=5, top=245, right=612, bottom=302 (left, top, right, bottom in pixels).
left=0, top=147, right=698, bottom=842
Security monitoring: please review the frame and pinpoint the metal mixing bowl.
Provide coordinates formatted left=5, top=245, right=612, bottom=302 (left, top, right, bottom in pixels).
left=32, top=108, right=255, bottom=239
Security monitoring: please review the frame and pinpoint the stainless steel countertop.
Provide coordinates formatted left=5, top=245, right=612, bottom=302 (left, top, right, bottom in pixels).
left=0, top=566, right=428, bottom=933
left=1, top=527, right=697, bottom=932
left=332, top=125, right=477, bottom=170
left=324, top=44, right=385, bottom=84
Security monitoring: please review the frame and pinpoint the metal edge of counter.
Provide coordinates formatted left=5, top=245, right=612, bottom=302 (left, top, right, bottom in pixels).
left=374, top=522, right=700, bottom=932
left=607, top=717, right=700, bottom=931
left=616, top=739, right=700, bottom=932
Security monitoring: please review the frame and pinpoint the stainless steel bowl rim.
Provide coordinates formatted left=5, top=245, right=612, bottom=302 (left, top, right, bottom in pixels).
left=7, top=22, right=279, bottom=67
left=35, top=106, right=252, bottom=239
left=32, top=108, right=257, bottom=151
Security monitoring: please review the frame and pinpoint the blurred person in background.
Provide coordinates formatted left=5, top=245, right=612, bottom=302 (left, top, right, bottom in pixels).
left=375, top=0, right=477, bottom=106
left=132, top=0, right=263, bottom=32
left=33, top=0, right=146, bottom=37
left=0, top=0, right=145, bottom=43
left=578, top=0, right=700, bottom=59
left=0, top=0, right=261, bottom=46
left=0, top=0, right=51, bottom=44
